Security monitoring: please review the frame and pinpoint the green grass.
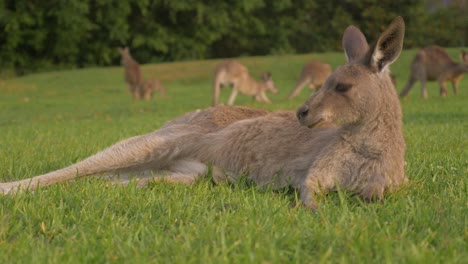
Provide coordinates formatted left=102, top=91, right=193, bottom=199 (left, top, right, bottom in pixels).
left=0, top=49, right=467, bottom=263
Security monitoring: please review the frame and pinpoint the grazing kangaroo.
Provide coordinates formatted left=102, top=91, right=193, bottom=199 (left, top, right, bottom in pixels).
left=141, top=78, right=167, bottom=100
left=1, top=17, right=407, bottom=210
left=212, top=60, right=278, bottom=106
left=399, top=45, right=468, bottom=98
left=287, top=61, right=332, bottom=99
left=118, top=47, right=166, bottom=100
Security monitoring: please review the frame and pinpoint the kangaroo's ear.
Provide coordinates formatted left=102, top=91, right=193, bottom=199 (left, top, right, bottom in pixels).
left=262, top=72, right=272, bottom=80
left=342, top=25, right=369, bottom=63
left=367, top=16, right=405, bottom=72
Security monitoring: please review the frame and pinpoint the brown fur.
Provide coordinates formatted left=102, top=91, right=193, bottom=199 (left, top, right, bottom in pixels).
left=118, top=47, right=142, bottom=100
left=118, top=47, right=167, bottom=100
left=399, top=45, right=468, bottom=98
left=1, top=18, right=407, bottom=210
left=141, top=78, right=167, bottom=100
left=288, top=61, right=332, bottom=99
left=212, top=60, right=278, bottom=106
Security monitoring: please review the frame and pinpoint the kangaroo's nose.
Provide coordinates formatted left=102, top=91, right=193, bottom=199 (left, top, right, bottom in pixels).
left=296, top=105, right=309, bottom=120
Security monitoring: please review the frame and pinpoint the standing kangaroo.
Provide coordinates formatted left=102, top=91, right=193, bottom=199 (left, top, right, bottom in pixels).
left=288, top=61, right=332, bottom=99
left=1, top=17, right=407, bottom=210
left=399, top=45, right=468, bottom=98
left=118, top=47, right=142, bottom=100
left=212, top=60, right=278, bottom=106
left=118, top=47, right=166, bottom=100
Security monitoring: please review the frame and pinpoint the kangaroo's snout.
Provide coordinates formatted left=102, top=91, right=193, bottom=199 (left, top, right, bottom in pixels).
left=296, top=105, right=309, bottom=121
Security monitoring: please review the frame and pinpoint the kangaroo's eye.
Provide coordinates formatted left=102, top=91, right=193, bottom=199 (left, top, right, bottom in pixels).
left=335, top=83, right=352, bottom=93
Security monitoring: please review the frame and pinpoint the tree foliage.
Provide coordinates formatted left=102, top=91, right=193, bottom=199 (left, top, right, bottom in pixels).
left=0, top=0, right=465, bottom=74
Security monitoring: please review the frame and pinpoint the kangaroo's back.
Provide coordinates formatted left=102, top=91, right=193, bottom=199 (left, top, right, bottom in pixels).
left=300, top=61, right=332, bottom=86
left=163, top=105, right=270, bottom=131
left=212, top=60, right=278, bottom=106
left=213, top=61, right=252, bottom=94
left=214, top=61, right=248, bottom=81
left=288, top=61, right=332, bottom=99
left=414, top=45, right=456, bottom=80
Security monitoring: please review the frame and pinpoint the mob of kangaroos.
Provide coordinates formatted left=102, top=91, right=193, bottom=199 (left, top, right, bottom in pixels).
left=212, top=60, right=278, bottom=106
left=118, top=47, right=167, bottom=100
left=1, top=17, right=407, bottom=210
left=399, top=45, right=468, bottom=98
left=287, top=61, right=332, bottom=99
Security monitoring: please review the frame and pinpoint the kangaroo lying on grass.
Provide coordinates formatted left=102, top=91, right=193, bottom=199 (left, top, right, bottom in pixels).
left=118, top=47, right=166, bottom=100
left=212, top=60, right=278, bottom=106
left=1, top=17, right=407, bottom=209
left=287, top=61, right=332, bottom=99
left=399, top=45, right=468, bottom=98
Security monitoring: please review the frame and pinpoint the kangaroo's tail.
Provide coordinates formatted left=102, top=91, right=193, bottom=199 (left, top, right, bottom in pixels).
left=288, top=78, right=310, bottom=99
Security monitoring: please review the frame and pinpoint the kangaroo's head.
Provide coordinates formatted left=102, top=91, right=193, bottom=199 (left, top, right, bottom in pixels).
left=261, top=72, right=279, bottom=94
left=118, top=47, right=132, bottom=66
left=297, top=17, right=405, bottom=129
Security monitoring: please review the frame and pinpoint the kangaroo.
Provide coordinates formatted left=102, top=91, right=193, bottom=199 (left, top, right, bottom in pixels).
left=212, top=60, right=278, bottom=106
left=399, top=45, right=468, bottom=98
left=141, top=78, right=167, bottom=100
left=118, top=47, right=142, bottom=100
left=288, top=61, right=332, bottom=99
left=1, top=17, right=407, bottom=210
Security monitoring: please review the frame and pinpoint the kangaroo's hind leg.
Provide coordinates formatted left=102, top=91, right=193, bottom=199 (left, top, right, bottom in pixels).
left=111, top=159, right=208, bottom=187
left=141, top=159, right=208, bottom=186
left=0, top=125, right=202, bottom=194
left=227, top=88, right=239, bottom=106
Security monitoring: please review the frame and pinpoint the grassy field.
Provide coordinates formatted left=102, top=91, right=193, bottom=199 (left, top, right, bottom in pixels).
left=0, top=49, right=466, bottom=263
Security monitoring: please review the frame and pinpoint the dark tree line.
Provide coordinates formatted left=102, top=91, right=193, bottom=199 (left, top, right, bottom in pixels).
left=0, top=0, right=466, bottom=75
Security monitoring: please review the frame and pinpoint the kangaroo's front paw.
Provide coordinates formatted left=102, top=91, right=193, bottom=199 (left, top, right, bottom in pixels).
left=291, top=200, right=318, bottom=212
left=299, top=191, right=319, bottom=211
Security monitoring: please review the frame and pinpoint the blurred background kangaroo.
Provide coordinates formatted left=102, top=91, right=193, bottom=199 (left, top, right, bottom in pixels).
left=142, top=78, right=167, bottom=100
left=287, top=61, right=332, bottom=99
left=212, top=60, right=278, bottom=106
left=118, top=47, right=167, bottom=100
left=399, top=45, right=468, bottom=98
